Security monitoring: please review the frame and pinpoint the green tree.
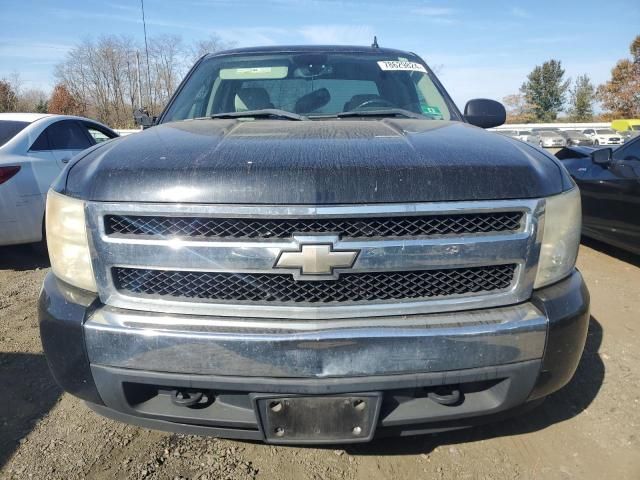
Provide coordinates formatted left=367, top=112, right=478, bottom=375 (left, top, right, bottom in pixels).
left=568, top=74, right=595, bottom=121
left=597, top=35, right=640, bottom=118
left=520, top=59, right=570, bottom=122
left=35, top=99, right=49, bottom=113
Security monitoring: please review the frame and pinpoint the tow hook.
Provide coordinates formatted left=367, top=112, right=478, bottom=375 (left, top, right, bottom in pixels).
left=427, top=386, right=462, bottom=406
left=170, top=389, right=209, bottom=407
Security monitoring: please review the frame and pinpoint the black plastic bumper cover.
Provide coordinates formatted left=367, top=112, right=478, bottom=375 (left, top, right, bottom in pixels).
left=38, top=269, right=590, bottom=435
left=38, top=274, right=103, bottom=405
left=529, top=270, right=590, bottom=400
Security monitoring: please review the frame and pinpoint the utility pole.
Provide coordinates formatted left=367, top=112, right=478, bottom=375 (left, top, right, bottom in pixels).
left=140, top=0, right=152, bottom=112
left=136, top=51, right=143, bottom=108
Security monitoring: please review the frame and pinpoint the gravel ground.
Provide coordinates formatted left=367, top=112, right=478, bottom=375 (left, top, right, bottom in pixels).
left=1, top=240, right=639, bottom=479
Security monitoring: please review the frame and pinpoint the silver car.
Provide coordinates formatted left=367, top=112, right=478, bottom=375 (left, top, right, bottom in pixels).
left=514, top=130, right=542, bottom=145
left=535, top=130, right=566, bottom=148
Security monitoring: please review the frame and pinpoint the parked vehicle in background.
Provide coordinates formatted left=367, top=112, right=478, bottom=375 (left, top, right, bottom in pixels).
left=494, top=129, right=540, bottom=144
left=495, top=129, right=517, bottom=138
left=0, top=113, right=118, bottom=247
left=557, top=130, right=594, bottom=146
left=556, top=134, right=640, bottom=254
left=611, top=119, right=640, bottom=133
left=582, top=128, right=623, bottom=146
left=535, top=130, right=566, bottom=148
left=39, top=45, right=589, bottom=444
left=532, top=127, right=560, bottom=132
left=617, top=129, right=639, bottom=142
left=511, top=130, right=540, bottom=144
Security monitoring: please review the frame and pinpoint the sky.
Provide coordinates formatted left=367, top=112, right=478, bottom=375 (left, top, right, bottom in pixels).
left=0, top=0, right=638, bottom=108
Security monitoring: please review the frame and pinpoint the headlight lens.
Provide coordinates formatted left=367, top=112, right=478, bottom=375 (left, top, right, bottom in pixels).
left=46, top=190, right=97, bottom=292
left=534, top=188, right=581, bottom=289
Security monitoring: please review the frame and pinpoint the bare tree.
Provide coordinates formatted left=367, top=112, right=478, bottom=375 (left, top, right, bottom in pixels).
left=190, top=34, right=236, bottom=63
left=148, top=34, right=186, bottom=113
left=0, top=79, right=18, bottom=112
left=502, top=93, right=535, bottom=123
left=16, top=88, right=49, bottom=112
left=56, top=35, right=144, bottom=127
left=53, top=33, right=233, bottom=127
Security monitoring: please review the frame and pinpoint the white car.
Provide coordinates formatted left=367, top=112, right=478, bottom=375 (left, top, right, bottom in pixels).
left=514, top=130, right=542, bottom=145
left=0, top=113, right=117, bottom=247
left=581, top=128, right=624, bottom=146
left=494, top=129, right=541, bottom=145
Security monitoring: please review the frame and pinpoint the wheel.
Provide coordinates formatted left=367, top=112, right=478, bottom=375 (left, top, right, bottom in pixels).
left=31, top=217, right=49, bottom=258
left=594, top=139, right=599, bottom=146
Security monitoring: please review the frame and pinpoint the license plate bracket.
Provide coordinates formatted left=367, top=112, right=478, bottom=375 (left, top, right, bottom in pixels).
left=253, top=393, right=382, bottom=444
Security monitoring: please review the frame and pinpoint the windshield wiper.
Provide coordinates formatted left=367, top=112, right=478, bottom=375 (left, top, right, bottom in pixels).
left=209, top=109, right=306, bottom=121
left=311, top=108, right=429, bottom=120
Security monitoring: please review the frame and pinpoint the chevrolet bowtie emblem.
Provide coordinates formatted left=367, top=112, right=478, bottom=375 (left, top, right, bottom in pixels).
left=274, top=243, right=359, bottom=278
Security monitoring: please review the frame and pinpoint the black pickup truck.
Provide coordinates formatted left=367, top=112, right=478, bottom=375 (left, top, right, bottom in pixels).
left=40, top=45, right=589, bottom=444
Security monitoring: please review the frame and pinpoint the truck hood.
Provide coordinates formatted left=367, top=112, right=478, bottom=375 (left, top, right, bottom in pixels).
left=64, top=119, right=570, bottom=204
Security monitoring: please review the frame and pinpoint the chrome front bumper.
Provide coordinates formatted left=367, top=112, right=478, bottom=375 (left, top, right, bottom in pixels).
left=84, top=302, right=547, bottom=378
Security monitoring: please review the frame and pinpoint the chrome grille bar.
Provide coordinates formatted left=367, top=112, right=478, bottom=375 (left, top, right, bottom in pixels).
left=104, top=211, right=524, bottom=239
left=86, top=199, right=544, bottom=320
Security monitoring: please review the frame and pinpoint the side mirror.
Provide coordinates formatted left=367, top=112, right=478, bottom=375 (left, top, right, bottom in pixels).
left=464, top=98, right=506, bottom=128
left=133, top=108, right=155, bottom=129
left=591, top=147, right=612, bottom=166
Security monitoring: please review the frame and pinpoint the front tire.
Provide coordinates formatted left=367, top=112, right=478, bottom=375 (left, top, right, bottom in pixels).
left=31, top=217, right=48, bottom=257
left=594, top=139, right=599, bottom=146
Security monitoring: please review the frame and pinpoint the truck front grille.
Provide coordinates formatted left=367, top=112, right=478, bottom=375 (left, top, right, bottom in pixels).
left=88, top=200, right=540, bottom=319
left=105, top=211, right=523, bottom=240
left=113, top=265, right=516, bottom=304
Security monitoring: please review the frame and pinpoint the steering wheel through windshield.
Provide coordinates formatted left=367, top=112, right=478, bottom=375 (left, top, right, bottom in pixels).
left=351, top=98, right=395, bottom=111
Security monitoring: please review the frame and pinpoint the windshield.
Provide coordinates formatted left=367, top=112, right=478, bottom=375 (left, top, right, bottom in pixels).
left=162, top=52, right=457, bottom=122
left=597, top=129, right=616, bottom=134
left=632, top=125, right=640, bottom=131
left=538, top=131, right=557, bottom=137
left=0, top=120, right=30, bottom=147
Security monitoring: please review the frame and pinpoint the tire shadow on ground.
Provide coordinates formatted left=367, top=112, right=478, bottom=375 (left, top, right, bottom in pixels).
left=346, top=315, right=605, bottom=456
left=0, top=245, right=50, bottom=271
left=0, top=352, right=61, bottom=468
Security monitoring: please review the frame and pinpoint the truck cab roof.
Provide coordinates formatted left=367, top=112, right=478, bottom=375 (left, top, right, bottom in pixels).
left=205, top=45, right=418, bottom=59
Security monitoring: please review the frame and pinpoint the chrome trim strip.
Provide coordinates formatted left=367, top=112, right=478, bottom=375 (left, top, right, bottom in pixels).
left=86, top=199, right=544, bottom=319
left=90, top=200, right=536, bottom=219
left=84, top=302, right=547, bottom=377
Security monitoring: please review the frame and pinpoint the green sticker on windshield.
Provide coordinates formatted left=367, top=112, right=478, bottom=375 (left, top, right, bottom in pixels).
left=421, top=104, right=443, bottom=118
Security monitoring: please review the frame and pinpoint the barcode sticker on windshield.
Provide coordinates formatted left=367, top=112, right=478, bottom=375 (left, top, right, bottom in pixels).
left=377, top=61, right=427, bottom=73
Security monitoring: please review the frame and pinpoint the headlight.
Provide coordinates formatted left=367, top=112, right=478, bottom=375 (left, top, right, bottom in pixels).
left=534, top=188, right=581, bottom=289
left=46, top=190, right=97, bottom=292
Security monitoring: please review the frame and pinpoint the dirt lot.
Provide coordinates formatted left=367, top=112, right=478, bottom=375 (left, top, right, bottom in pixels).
left=1, top=240, right=639, bottom=480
